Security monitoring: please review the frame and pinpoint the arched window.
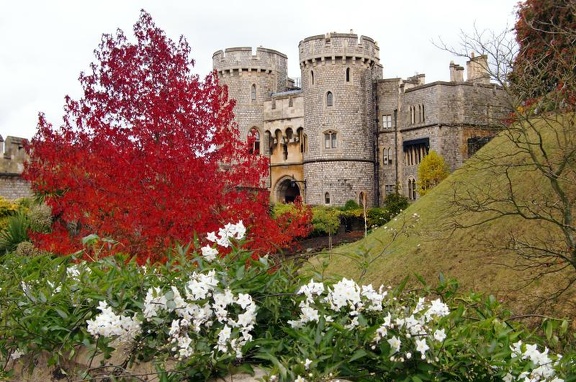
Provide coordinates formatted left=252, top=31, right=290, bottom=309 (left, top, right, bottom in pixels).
left=345, top=67, right=351, bottom=82
left=265, top=131, right=272, bottom=155
left=408, top=178, right=417, bottom=200
left=248, top=128, right=260, bottom=155
left=250, top=84, right=256, bottom=101
left=325, top=192, right=331, bottom=204
left=310, top=70, right=315, bottom=85
left=326, top=91, right=334, bottom=107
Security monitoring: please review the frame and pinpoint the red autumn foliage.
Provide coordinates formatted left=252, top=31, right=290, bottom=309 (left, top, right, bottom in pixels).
left=23, top=11, right=310, bottom=262
left=511, top=0, right=576, bottom=107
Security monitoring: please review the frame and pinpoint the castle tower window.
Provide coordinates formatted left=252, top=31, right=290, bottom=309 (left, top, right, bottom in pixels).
left=248, top=128, right=260, bottom=155
left=311, top=70, right=315, bottom=85
left=408, top=178, right=417, bottom=200
left=325, top=192, right=331, bottom=204
left=421, top=104, right=425, bottom=122
left=345, top=67, right=351, bottom=82
left=289, top=97, right=293, bottom=107
left=382, top=114, right=392, bottom=129
left=324, top=130, right=337, bottom=149
left=383, top=148, right=392, bottom=165
left=385, top=184, right=395, bottom=195
left=251, top=84, right=256, bottom=101
left=410, top=106, right=415, bottom=125
left=326, top=91, right=334, bottom=107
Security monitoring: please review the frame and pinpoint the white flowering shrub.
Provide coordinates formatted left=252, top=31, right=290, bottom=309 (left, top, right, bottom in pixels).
left=0, top=221, right=574, bottom=381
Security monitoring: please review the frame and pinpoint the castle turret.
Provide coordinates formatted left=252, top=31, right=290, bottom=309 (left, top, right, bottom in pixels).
left=212, top=47, right=288, bottom=139
left=299, top=32, right=382, bottom=206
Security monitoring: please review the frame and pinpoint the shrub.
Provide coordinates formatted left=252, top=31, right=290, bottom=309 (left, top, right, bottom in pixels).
left=383, top=192, right=409, bottom=216
left=0, top=224, right=573, bottom=381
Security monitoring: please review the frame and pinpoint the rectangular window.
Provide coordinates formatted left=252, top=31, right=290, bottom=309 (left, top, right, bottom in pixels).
left=324, top=131, right=337, bottom=149
left=382, top=114, right=392, bottom=129
left=384, top=185, right=395, bottom=195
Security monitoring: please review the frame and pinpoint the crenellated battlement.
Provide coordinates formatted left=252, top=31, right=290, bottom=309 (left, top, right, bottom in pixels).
left=212, top=47, right=288, bottom=75
left=298, top=32, right=380, bottom=69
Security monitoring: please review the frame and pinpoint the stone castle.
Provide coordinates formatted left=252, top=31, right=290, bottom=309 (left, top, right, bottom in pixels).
left=213, top=31, right=509, bottom=207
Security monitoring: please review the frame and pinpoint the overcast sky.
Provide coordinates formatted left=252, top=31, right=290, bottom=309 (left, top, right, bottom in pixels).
left=0, top=0, right=519, bottom=141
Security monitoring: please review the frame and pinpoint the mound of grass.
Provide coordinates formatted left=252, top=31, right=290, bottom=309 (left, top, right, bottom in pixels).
left=307, top=118, right=576, bottom=321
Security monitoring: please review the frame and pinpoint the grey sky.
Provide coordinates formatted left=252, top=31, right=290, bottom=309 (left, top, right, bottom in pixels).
left=0, top=0, right=518, bottom=141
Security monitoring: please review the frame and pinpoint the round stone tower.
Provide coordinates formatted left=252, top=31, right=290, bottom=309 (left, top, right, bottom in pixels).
left=299, top=32, right=382, bottom=206
left=212, top=47, right=288, bottom=139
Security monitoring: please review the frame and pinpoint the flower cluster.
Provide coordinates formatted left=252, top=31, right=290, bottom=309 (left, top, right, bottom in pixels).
left=86, top=301, right=142, bottom=343
left=372, top=295, right=450, bottom=361
left=201, top=221, right=246, bottom=261
left=142, top=270, right=257, bottom=359
left=506, top=341, right=564, bottom=382
left=84, top=221, right=257, bottom=362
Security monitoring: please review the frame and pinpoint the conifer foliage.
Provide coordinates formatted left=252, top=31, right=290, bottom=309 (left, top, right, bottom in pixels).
left=24, top=11, right=305, bottom=261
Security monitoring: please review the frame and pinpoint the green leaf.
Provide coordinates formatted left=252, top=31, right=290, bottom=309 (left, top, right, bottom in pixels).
left=54, top=308, right=68, bottom=319
left=349, top=349, right=368, bottom=362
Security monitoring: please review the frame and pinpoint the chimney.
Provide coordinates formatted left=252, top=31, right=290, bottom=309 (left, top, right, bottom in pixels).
left=449, top=61, right=464, bottom=82
left=466, top=53, right=490, bottom=84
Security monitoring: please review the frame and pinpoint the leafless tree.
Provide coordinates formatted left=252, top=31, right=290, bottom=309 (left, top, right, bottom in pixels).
left=435, top=5, right=576, bottom=300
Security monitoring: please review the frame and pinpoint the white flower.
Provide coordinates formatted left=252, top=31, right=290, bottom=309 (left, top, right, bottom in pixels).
left=304, top=358, right=312, bottom=370
left=433, top=328, right=446, bottom=342
left=236, top=293, right=253, bottom=309
left=143, top=287, right=167, bottom=319
left=10, top=349, right=25, bottom=360
left=201, top=245, right=218, bottom=262
left=425, top=299, right=450, bottom=320
left=295, top=376, right=306, bottom=382
left=416, top=338, right=429, bottom=359
left=388, top=336, right=401, bottom=353
left=206, top=231, right=218, bottom=242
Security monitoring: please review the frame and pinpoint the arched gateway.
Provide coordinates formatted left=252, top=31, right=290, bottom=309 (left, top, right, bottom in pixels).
left=276, top=178, right=301, bottom=203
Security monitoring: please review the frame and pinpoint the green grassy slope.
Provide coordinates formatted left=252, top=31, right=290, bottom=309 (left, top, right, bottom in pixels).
left=306, top=119, right=576, bottom=319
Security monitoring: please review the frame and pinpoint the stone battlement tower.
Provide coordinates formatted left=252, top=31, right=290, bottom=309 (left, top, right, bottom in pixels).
left=212, top=47, right=288, bottom=139
left=299, top=32, right=383, bottom=206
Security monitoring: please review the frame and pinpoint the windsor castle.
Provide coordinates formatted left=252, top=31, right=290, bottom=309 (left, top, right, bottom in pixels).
left=213, top=31, right=509, bottom=207
left=2, top=31, right=509, bottom=206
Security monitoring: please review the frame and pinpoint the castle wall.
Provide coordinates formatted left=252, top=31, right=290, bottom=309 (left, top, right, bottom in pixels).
left=0, top=174, right=31, bottom=200
left=0, top=136, right=32, bottom=200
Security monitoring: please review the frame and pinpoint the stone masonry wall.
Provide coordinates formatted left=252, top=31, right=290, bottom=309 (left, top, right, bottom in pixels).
left=0, top=174, right=31, bottom=200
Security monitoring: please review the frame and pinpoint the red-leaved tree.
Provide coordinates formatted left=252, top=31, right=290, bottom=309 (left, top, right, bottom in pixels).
left=24, top=11, right=310, bottom=261
left=511, top=0, right=576, bottom=107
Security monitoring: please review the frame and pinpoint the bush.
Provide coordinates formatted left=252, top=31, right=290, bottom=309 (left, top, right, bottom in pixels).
left=0, top=223, right=573, bottom=381
left=383, top=192, right=409, bottom=217
left=310, top=206, right=342, bottom=236
left=366, top=207, right=392, bottom=228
